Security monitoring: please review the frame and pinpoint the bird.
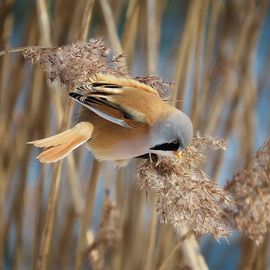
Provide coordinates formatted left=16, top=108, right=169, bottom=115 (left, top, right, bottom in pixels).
left=28, top=74, right=193, bottom=165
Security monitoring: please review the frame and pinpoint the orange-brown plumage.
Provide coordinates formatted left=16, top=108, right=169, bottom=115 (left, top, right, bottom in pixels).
left=28, top=74, right=193, bottom=164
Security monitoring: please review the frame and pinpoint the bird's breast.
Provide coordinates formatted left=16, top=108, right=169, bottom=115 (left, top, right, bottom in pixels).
left=88, top=123, right=151, bottom=161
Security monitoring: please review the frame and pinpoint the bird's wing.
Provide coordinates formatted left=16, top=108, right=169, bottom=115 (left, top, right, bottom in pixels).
left=70, top=75, right=159, bottom=128
left=69, top=91, right=145, bottom=128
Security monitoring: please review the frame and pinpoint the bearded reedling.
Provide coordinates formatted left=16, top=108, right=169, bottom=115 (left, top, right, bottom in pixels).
left=28, top=74, right=193, bottom=165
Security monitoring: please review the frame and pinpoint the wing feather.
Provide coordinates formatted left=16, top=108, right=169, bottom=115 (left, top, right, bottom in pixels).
left=75, top=74, right=159, bottom=96
left=69, top=92, right=134, bottom=128
left=70, top=74, right=161, bottom=127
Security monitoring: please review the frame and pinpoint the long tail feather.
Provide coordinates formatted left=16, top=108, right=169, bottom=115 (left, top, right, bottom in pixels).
left=28, top=122, right=93, bottom=163
left=27, top=129, right=74, bottom=147
left=37, top=137, right=86, bottom=163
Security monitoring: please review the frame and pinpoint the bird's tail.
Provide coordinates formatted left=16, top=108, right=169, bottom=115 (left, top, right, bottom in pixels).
left=28, top=122, right=93, bottom=163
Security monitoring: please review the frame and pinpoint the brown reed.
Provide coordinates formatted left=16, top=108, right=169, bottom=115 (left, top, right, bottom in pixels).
left=1, top=1, right=270, bottom=270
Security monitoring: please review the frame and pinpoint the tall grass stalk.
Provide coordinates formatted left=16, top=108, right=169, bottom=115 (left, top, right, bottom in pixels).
left=0, top=0, right=270, bottom=269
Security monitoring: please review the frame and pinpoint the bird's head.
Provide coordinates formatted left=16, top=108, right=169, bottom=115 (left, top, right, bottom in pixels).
left=149, top=109, right=193, bottom=158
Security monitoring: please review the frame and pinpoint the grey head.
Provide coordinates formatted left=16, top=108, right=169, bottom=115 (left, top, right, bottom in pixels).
left=149, top=109, right=193, bottom=156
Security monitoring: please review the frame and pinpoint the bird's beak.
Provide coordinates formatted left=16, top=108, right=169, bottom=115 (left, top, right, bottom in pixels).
left=174, top=151, right=182, bottom=159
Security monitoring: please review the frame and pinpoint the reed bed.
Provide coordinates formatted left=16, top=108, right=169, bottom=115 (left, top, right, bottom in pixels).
left=0, top=1, right=270, bottom=270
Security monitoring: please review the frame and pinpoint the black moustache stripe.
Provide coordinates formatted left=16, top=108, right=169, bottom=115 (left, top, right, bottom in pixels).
left=150, top=141, right=180, bottom=151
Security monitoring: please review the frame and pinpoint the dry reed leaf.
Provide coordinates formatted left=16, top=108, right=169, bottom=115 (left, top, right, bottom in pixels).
left=224, top=137, right=270, bottom=244
left=137, top=134, right=233, bottom=239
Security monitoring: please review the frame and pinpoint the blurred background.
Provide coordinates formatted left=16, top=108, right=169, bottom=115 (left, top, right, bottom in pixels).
left=1, top=0, right=270, bottom=269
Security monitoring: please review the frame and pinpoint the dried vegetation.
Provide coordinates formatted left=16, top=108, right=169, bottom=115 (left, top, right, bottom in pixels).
left=1, top=0, right=270, bottom=270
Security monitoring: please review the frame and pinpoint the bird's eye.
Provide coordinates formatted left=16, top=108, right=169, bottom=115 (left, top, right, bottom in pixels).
left=172, top=140, right=178, bottom=144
